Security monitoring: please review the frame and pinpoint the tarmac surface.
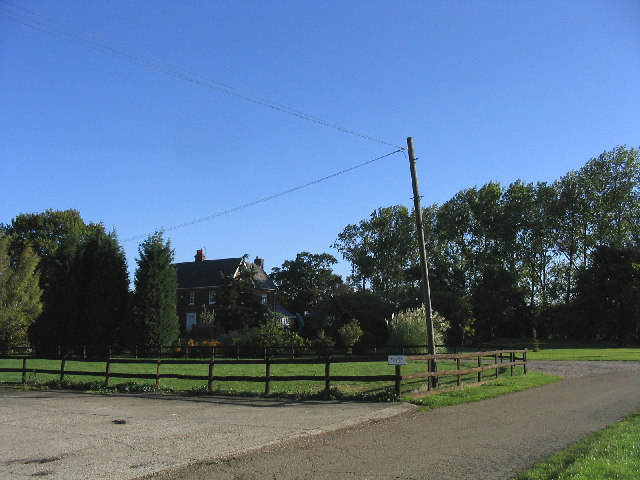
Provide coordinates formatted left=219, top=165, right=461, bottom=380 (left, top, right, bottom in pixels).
left=1, top=361, right=639, bottom=480
left=0, top=388, right=415, bottom=479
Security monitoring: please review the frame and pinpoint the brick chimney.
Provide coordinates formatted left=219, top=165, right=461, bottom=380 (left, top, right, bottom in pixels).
left=195, top=249, right=205, bottom=262
left=254, top=257, right=264, bottom=270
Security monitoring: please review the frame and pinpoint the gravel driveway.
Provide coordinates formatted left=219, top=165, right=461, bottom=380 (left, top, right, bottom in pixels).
left=142, top=361, right=640, bottom=480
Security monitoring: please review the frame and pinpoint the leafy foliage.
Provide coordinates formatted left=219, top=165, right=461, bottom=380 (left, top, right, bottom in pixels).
left=337, top=319, right=363, bottom=350
left=387, top=305, right=449, bottom=349
left=214, top=259, right=268, bottom=332
left=255, top=315, right=310, bottom=349
left=270, top=251, right=345, bottom=315
left=334, top=146, right=639, bottom=343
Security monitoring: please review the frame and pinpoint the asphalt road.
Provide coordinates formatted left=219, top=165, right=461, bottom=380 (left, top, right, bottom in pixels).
left=1, top=361, right=639, bottom=480
left=0, top=388, right=414, bottom=479
left=141, top=361, right=640, bottom=480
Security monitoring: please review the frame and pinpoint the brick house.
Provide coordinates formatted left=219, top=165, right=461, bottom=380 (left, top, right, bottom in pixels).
left=175, top=250, right=277, bottom=332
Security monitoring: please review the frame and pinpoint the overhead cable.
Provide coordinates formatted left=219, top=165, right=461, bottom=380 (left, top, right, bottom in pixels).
left=0, top=0, right=404, bottom=149
left=121, top=149, right=403, bottom=242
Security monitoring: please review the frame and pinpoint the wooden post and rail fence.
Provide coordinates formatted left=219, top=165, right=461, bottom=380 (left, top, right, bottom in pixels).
left=0, top=348, right=527, bottom=396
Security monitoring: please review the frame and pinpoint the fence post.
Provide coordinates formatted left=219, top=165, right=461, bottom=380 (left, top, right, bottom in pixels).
left=523, top=349, right=528, bottom=374
left=477, top=355, right=482, bottom=383
left=494, top=354, right=499, bottom=379
left=60, top=356, right=66, bottom=383
left=105, top=347, right=111, bottom=388
left=156, top=356, right=162, bottom=388
left=324, top=355, right=331, bottom=393
left=208, top=347, right=215, bottom=392
left=394, top=364, right=402, bottom=396
left=427, top=357, right=431, bottom=391
left=22, top=357, right=27, bottom=385
left=510, top=351, right=515, bottom=376
left=264, top=348, right=271, bottom=395
left=457, top=357, right=461, bottom=386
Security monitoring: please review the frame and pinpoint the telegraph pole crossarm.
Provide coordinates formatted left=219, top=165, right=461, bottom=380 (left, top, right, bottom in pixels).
left=407, top=137, right=438, bottom=387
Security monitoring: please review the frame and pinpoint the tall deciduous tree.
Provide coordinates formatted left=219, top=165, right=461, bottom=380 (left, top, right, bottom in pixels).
left=270, top=252, right=345, bottom=315
left=334, top=205, right=417, bottom=307
left=4, top=209, right=89, bottom=291
left=133, top=232, right=179, bottom=348
left=574, top=246, right=640, bottom=343
left=0, top=236, right=42, bottom=350
left=214, top=260, right=267, bottom=332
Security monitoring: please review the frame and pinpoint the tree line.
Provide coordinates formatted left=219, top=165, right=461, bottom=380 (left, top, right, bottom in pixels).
left=272, top=146, right=640, bottom=346
left=0, top=212, right=179, bottom=353
left=1, top=146, right=638, bottom=352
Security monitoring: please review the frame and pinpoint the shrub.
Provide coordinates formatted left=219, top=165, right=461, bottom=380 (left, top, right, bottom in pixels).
left=256, top=316, right=310, bottom=349
left=338, top=319, right=363, bottom=353
left=387, top=305, right=449, bottom=351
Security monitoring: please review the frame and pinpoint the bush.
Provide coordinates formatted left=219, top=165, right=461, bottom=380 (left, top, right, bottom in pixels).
left=387, top=305, right=449, bottom=351
left=338, top=319, right=363, bottom=352
left=256, top=316, right=310, bottom=349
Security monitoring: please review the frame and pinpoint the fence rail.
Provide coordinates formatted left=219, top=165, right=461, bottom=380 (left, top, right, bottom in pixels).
left=0, top=348, right=527, bottom=396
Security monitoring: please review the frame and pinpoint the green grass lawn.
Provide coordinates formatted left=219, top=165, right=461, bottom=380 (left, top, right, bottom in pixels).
left=3, top=343, right=636, bottom=403
left=526, top=347, right=640, bottom=361
left=515, top=412, right=640, bottom=480
left=0, top=356, right=531, bottom=401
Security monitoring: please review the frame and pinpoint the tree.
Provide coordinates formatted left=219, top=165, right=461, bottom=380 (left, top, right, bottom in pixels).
left=581, top=146, right=640, bottom=249
left=133, top=232, right=179, bottom=348
left=270, top=252, right=345, bottom=315
left=73, top=226, right=130, bottom=350
left=334, top=205, right=417, bottom=307
left=573, top=246, right=640, bottom=343
left=214, top=259, right=267, bottom=332
left=5, top=210, right=95, bottom=351
left=0, top=236, right=42, bottom=350
left=4, top=209, right=90, bottom=291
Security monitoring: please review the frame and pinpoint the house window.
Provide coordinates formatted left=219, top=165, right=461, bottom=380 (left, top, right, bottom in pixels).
left=189, top=291, right=195, bottom=305
left=186, top=313, right=197, bottom=332
left=208, top=290, right=216, bottom=304
left=261, top=293, right=268, bottom=306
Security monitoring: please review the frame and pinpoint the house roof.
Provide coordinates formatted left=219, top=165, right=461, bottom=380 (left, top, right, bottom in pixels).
left=175, top=257, right=276, bottom=291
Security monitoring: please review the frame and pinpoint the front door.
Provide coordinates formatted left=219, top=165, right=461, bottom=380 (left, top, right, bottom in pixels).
left=186, top=313, right=197, bottom=332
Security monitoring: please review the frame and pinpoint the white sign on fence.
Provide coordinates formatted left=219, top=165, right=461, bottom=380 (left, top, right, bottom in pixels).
left=388, top=355, right=407, bottom=365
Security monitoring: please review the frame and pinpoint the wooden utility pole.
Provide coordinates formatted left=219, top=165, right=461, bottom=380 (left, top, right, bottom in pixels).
left=407, top=137, right=437, bottom=387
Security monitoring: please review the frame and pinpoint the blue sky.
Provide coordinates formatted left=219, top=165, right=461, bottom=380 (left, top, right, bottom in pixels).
left=1, top=0, right=639, bottom=281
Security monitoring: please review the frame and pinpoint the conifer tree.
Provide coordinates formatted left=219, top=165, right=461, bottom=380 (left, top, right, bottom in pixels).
left=0, top=236, right=42, bottom=351
left=133, top=232, right=179, bottom=348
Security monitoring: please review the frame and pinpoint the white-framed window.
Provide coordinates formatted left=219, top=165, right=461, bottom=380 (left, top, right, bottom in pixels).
left=186, top=313, right=197, bottom=332
left=188, top=291, right=195, bottom=305
left=208, top=290, right=216, bottom=304
left=261, top=293, right=268, bottom=306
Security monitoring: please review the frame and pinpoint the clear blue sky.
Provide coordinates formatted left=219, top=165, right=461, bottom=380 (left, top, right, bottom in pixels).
left=1, top=0, right=639, bottom=281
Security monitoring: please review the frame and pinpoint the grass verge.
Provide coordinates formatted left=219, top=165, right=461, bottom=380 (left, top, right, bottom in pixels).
left=514, top=412, right=640, bottom=480
left=406, top=371, right=561, bottom=409
left=526, top=348, right=640, bottom=361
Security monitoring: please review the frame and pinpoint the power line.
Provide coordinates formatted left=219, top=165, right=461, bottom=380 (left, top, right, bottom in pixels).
left=121, top=149, right=403, bottom=242
left=0, top=0, right=404, bottom=149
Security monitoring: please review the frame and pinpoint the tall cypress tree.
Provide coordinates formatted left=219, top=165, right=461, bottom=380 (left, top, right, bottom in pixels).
left=74, top=226, right=130, bottom=352
left=133, top=232, right=179, bottom=349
